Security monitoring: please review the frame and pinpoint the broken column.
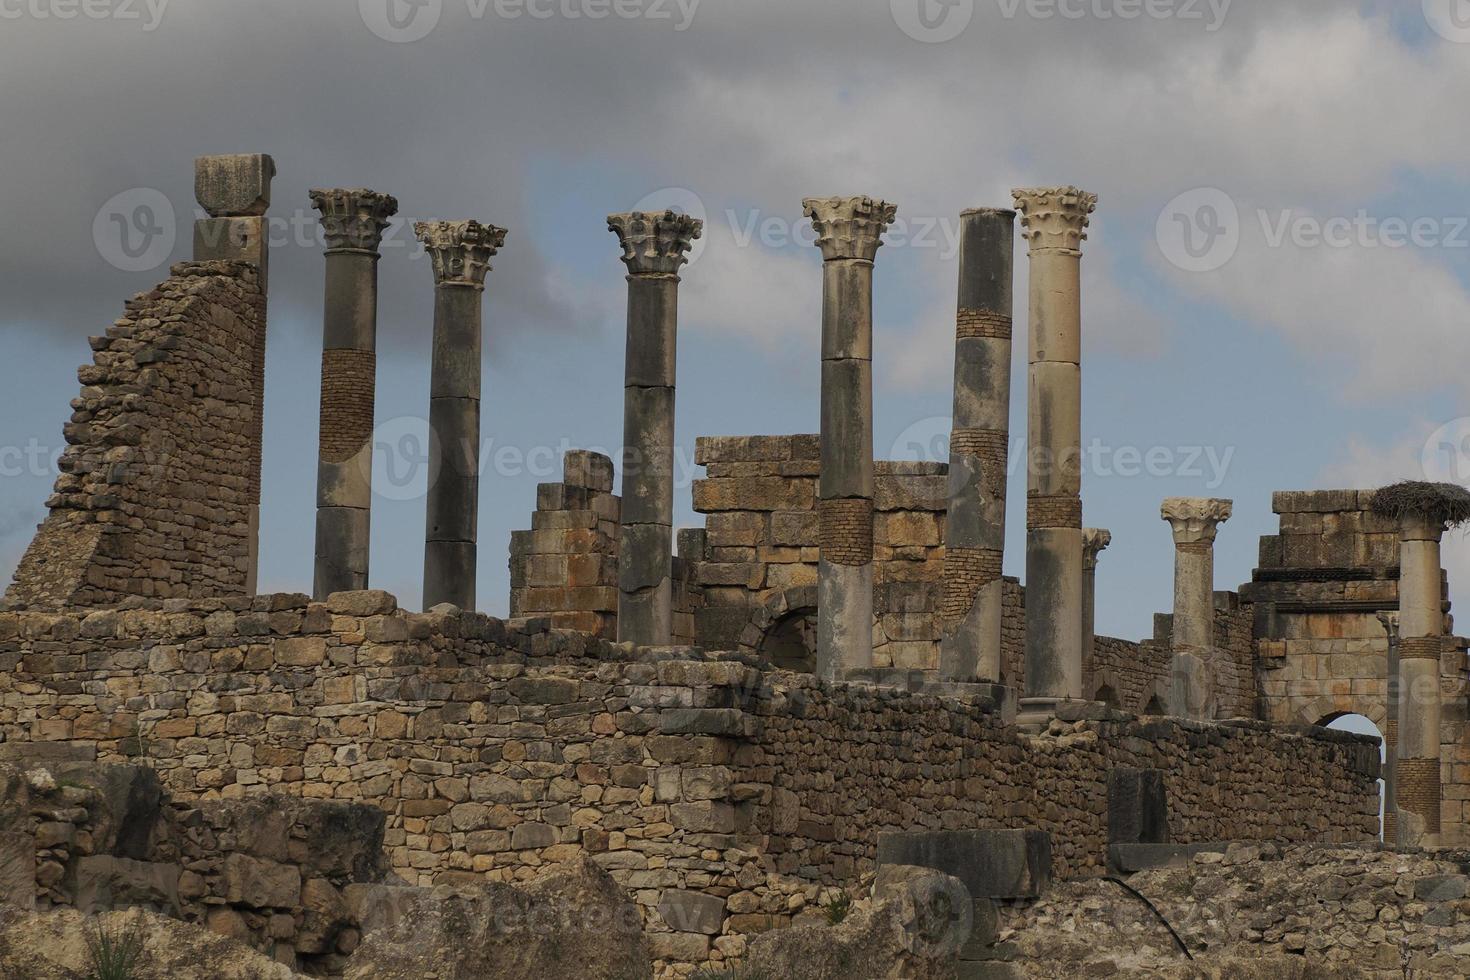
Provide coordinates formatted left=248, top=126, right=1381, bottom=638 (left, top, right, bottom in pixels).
left=194, top=154, right=275, bottom=596
left=1378, top=610, right=1400, bottom=843
left=1012, top=186, right=1097, bottom=718
left=804, top=196, right=898, bottom=683
left=309, top=188, right=399, bottom=600
left=1160, top=497, right=1232, bottom=719
left=416, top=220, right=508, bottom=611
left=1082, top=527, right=1112, bottom=683
left=939, top=207, right=1015, bottom=683
left=606, top=210, right=703, bottom=646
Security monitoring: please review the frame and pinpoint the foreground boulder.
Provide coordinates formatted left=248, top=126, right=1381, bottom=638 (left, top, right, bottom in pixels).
left=0, top=906, right=302, bottom=979
left=345, top=857, right=652, bottom=980
left=744, top=865, right=973, bottom=980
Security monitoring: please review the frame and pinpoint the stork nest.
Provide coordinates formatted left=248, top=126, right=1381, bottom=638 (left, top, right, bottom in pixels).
left=1370, top=481, right=1470, bottom=528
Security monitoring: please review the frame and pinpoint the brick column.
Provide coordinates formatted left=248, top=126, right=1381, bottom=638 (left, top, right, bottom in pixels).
left=607, top=210, right=703, bottom=646
left=804, top=196, right=897, bottom=683
left=1082, top=527, right=1112, bottom=685
left=309, top=189, right=398, bottom=600
left=1378, top=610, right=1400, bottom=843
left=1013, top=186, right=1096, bottom=719
left=1161, top=497, right=1232, bottom=719
left=939, top=207, right=1015, bottom=683
left=1395, top=513, right=1445, bottom=846
left=415, top=220, right=507, bottom=611
left=194, top=154, right=275, bottom=595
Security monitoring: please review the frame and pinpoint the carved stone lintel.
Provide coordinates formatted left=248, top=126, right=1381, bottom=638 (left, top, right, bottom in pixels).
left=1161, top=498, right=1233, bottom=545
left=414, top=220, right=509, bottom=289
left=607, top=210, right=703, bottom=277
left=1082, top=527, right=1112, bottom=571
left=310, top=189, right=399, bottom=255
left=802, top=196, right=898, bottom=262
left=1012, top=186, right=1097, bottom=255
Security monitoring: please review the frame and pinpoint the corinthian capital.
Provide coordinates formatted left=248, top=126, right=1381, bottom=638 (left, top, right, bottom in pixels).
left=310, top=188, right=399, bottom=255
left=802, top=196, right=898, bottom=262
left=1082, top=527, right=1112, bottom=570
left=1012, top=186, right=1097, bottom=255
left=1161, top=498, right=1233, bottom=545
left=414, top=220, right=508, bottom=289
left=607, top=210, right=703, bottom=277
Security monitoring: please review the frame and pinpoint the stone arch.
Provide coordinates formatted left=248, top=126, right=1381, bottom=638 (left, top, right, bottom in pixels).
left=1296, top=695, right=1387, bottom=732
left=738, top=587, right=819, bottom=673
left=1140, top=679, right=1170, bottom=716
left=1089, top=670, right=1121, bottom=709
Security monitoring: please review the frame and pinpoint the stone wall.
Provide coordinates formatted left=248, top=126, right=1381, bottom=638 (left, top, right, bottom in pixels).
left=0, top=592, right=1380, bottom=974
left=4, top=262, right=264, bottom=610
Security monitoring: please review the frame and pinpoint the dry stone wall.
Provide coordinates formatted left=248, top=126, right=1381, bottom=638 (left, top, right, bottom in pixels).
left=4, top=262, right=264, bottom=610
left=0, top=593, right=1379, bottom=974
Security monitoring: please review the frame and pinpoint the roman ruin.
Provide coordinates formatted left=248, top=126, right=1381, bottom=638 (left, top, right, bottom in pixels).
left=2, top=153, right=1469, bottom=978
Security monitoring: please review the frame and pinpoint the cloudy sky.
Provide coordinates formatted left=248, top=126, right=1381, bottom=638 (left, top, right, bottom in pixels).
left=2, top=0, right=1469, bottom=654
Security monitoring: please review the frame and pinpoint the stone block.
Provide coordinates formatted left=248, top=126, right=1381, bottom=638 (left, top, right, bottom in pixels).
left=1107, top=768, right=1169, bottom=845
left=564, top=451, right=615, bottom=492
left=875, top=829, right=1051, bottom=899
left=72, top=856, right=181, bottom=915
left=1107, top=842, right=1227, bottom=874
left=658, top=889, right=727, bottom=935
left=0, top=832, right=36, bottom=911
left=660, top=709, right=752, bottom=737
left=223, top=853, right=302, bottom=909
left=195, top=153, right=275, bottom=217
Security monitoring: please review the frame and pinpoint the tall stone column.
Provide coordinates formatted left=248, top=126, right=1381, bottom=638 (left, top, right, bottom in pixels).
left=1161, top=498, right=1232, bottom=719
left=1082, top=527, right=1112, bottom=685
left=1013, top=186, right=1096, bottom=718
left=607, top=210, right=703, bottom=647
left=194, top=154, right=275, bottom=595
left=1378, top=610, right=1400, bottom=844
left=1394, top=513, right=1445, bottom=846
left=416, top=220, right=508, bottom=611
left=804, top=196, right=898, bottom=683
left=940, top=207, right=1015, bottom=683
left=310, top=189, right=398, bottom=600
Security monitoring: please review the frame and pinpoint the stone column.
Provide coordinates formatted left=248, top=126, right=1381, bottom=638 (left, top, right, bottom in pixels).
left=1161, top=497, right=1232, bottom=719
left=1013, top=186, right=1097, bottom=718
left=416, top=220, right=508, bottom=611
left=1395, top=514, right=1445, bottom=847
left=1378, top=610, right=1400, bottom=844
left=804, top=196, right=898, bottom=683
left=607, top=210, right=703, bottom=647
left=310, top=189, right=399, bottom=600
left=1082, top=527, right=1112, bottom=684
left=194, top=154, right=275, bottom=595
left=939, top=207, right=1015, bottom=683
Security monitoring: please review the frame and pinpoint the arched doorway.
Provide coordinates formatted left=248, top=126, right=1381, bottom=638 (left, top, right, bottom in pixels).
left=1324, top=713, right=1386, bottom=841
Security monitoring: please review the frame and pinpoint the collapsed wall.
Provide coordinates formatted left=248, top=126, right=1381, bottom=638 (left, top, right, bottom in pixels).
left=0, top=593, right=1380, bottom=973
left=4, top=261, right=265, bottom=610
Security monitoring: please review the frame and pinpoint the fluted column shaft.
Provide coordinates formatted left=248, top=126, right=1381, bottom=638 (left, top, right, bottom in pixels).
left=1396, top=515, right=1444, bottom=846
left=608, top=211, right=703, bottom=646
left=193, top=154, right=275, bottom=596
left=805, top=196, right=897, bottom=683
left=940, top=207, right=1015, bottom=683
left=1014, top=187, right=1096, bottom=712
left=1161, top=498, right=1232, bottom=719
left=311, top=189, right=398, bottom=600
left=417, top=220, right=508, bottom=611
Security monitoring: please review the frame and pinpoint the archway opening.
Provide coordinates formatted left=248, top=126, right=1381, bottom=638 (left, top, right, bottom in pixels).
left=758, top=608, right=818, bottom=673
left=1142, top=695, right=1165, bottom=715
left=1324, top=713, right=1386, bottom=841
left=1094, top=684, right=1119, bottom=709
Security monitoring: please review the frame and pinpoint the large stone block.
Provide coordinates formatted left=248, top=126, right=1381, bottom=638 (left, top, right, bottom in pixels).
left=222, top=853, right=302, bottom=909
left=1107, top=768, right=1169, bottom=845
left=0, top=832, right=36, bottom=911
left=72, top=856, right=181, bottom=915
left=657, top=889, right=726, bottom=935
left=195, top=153, right=275, bottom=217
left=875, top=829, right=1051, bottom=900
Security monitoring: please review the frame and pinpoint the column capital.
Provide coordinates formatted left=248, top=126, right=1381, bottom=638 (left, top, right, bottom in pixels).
left=607, top=210, right=703, bottom=278
left=310, top=188, right=399, bottom=256
left=1377, top=610, right=1401, bottom=641
left=414, top=220, right=508, bottom=289
left=1082, top=527, right=1112, bottom=570
left=802, top=195, right=897, bottom=262
left=1012, top=186, right=1097, bottom=255
left=1161, top=497, right=1233, bottom=545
